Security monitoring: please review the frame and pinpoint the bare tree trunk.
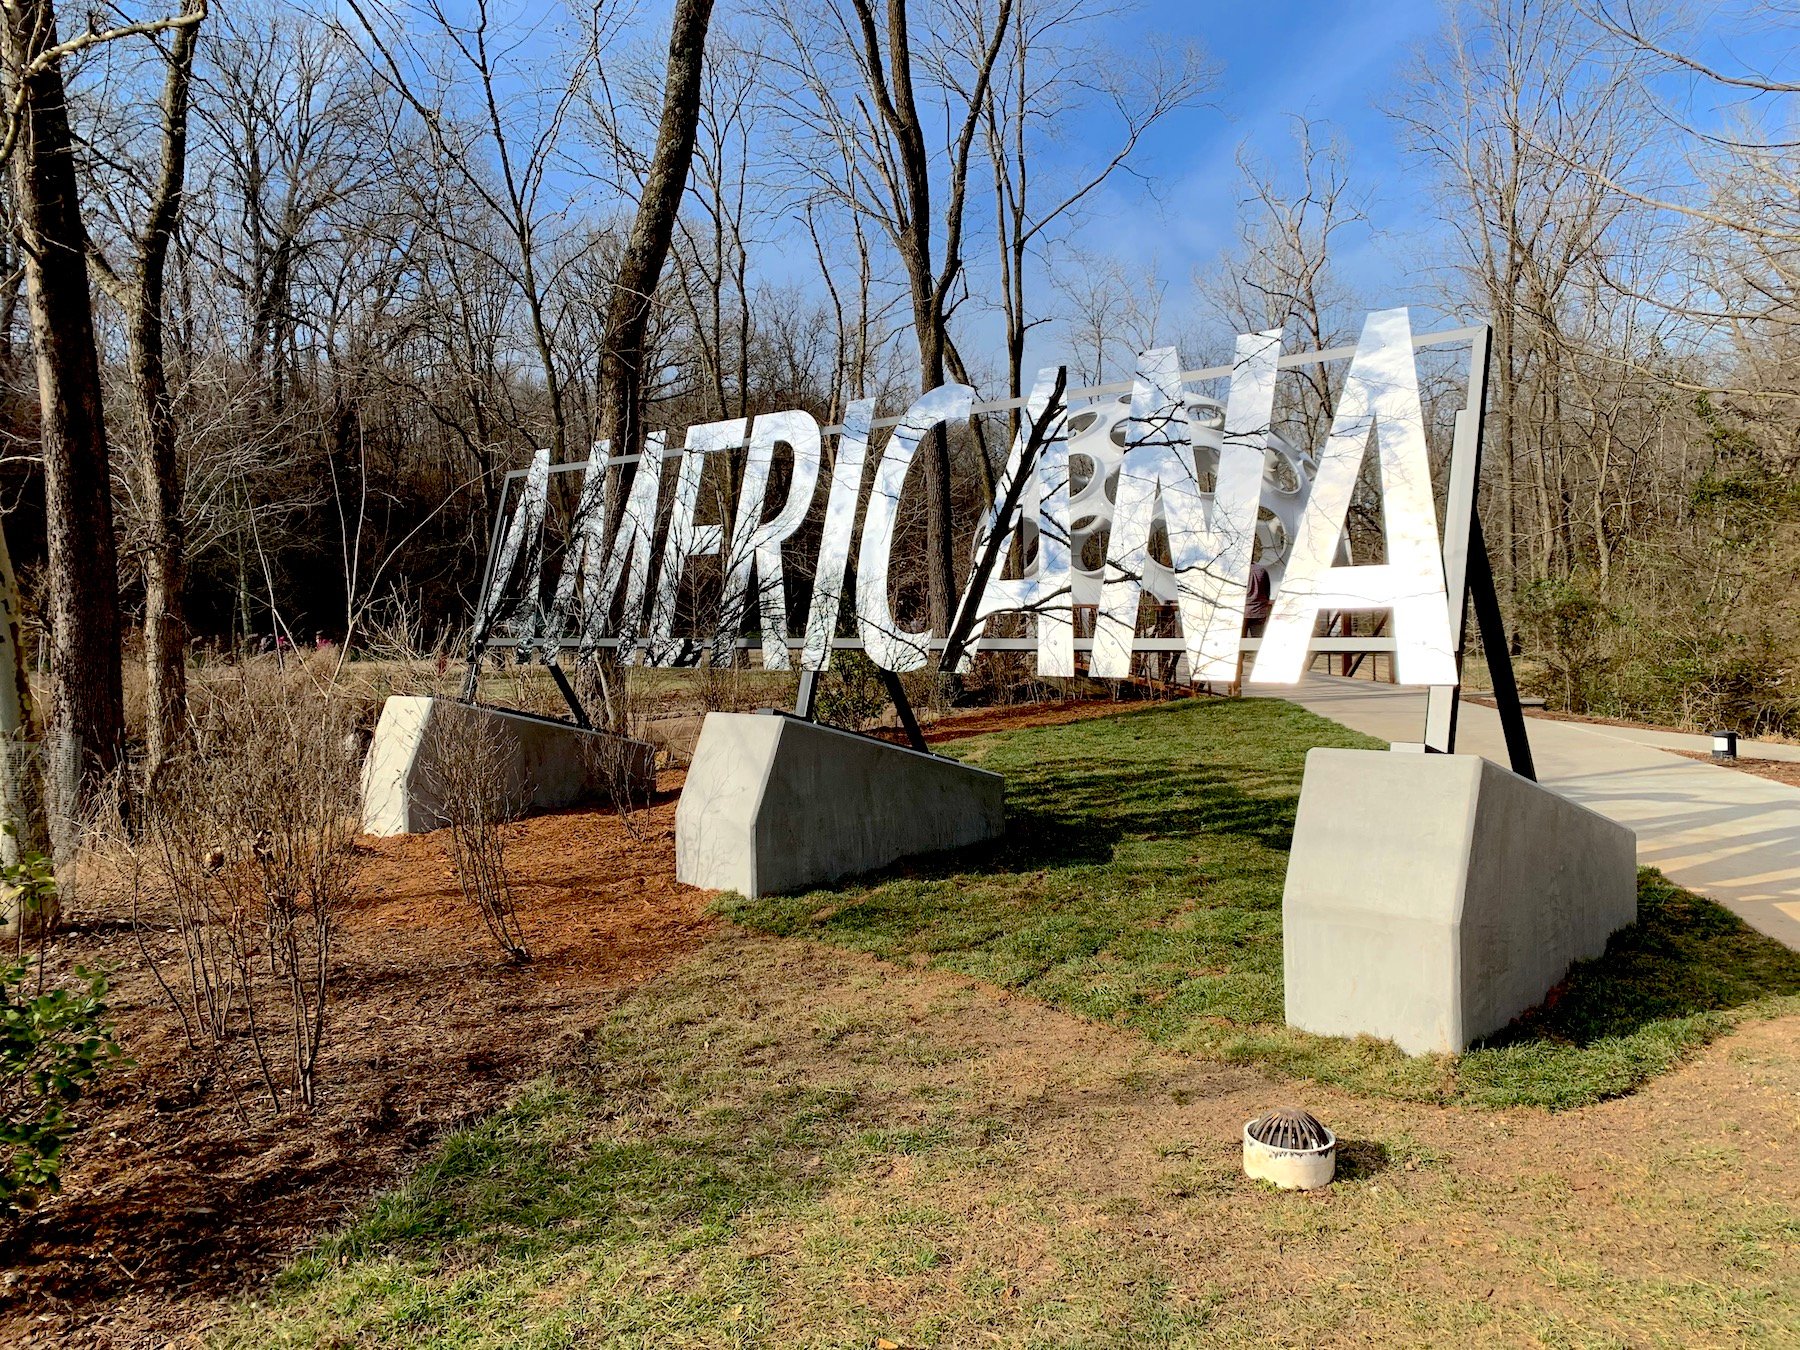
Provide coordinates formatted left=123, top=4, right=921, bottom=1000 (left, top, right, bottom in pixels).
left=597, top=0, right=716, bottom=474
left=113, top=1, right=203, bottom=775
left=844, top=0, right=1011, bottom=632
left=0, top=514, right=49, bottom=863
left=886, top=0, right=956, bottom=634
left=4, top=0, right=127, bottom=812
left=913, top=314, right=955, bottom=632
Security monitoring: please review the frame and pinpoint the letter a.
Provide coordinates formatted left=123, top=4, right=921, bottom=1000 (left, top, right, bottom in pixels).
left=1249, top=307, right=1456, bottom=686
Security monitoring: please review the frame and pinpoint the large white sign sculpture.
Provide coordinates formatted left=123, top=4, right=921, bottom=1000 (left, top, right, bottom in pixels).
left=473, top=306, right=1478, bottom=693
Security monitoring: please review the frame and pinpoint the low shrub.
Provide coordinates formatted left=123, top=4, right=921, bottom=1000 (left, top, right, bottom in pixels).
left=814, top=650, right=888, bottom=731
left=0, top=947, right=122, bottom=1217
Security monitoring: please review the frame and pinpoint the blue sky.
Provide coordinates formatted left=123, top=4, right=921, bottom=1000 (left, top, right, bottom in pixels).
left=589, top=0, right=1452, bottom=362
left=1074, top=0, right=1444, bottom=309
left=990, top=0, right=1800, bottom=371
left=363, top=0, right=1796, bottom=379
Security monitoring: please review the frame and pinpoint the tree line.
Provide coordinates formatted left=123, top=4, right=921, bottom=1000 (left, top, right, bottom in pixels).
left=0, top=0, right=1793, bottom=825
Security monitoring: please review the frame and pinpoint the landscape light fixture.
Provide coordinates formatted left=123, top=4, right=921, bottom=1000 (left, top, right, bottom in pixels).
left=1711, top=730, right=1738, bottom=761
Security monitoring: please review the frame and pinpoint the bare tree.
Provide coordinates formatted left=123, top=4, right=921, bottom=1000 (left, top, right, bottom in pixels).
left=1578, top=3, right=1800, bottom=407
left=667, top=26, right=765, bottom=426
left=969, top=0, right=1208, bottom=434
left=344, top=0, right=608, bottom=470
left=88, top=0, right=206, bottom=777
left=1199, top=119, right=1367, bottom=450
left=0, top=0, right=200, bottom=809
left=1397, top=0, right=1649, bottom=587
left=595, top=0, right=718, bottom=472
left=1049, top=246, right=1183, bottom=389
left=764, top=0, right=1013, bottom=631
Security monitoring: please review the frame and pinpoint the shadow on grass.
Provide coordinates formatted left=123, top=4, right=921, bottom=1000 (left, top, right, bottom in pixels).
left=722, top=698, right=1800, bottom=1110
left=820, top=753, right=1304, bottom=885
left=1205, top=865, right=1800, bottom=1110
left=1491, top=869, right=1800, bottom=1048
left=1331, top=1138, right=1392, bottom=1183
left=737, top=697, right=1348, bottom=889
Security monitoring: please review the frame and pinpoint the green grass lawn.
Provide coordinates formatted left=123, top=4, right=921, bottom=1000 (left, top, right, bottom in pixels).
left=213, top=697, right=1800, bottom=1347
left=720, top=697, right=1800, bottom=1110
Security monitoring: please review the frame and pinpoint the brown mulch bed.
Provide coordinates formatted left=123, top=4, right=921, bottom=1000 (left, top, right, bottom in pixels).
left=0, top=696, right=1157, bottom=1347
left=874, top=693, right=1188, bottom=746
left=0, top=771, right=712, bottom=1349
left=1669, top=749, right=1800, bottom=789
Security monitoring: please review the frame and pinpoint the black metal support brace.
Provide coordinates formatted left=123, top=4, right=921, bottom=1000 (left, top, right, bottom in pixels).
left=1468, top=515, right=1536, bottom=782
left=543, top=658, right=592, bottom=730
left=878, top=671, right=928, bottom=752
left=939, top=368, right=1069, bottom=675
left=461, top=473, right=515, bottom=702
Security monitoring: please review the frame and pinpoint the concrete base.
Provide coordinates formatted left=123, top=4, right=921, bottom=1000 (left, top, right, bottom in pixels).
left=360, top=696, right=656, bottom=836
left=1283, top=749, right=1638, bottom=1055
left=676, top=713, right=1004, bottom=898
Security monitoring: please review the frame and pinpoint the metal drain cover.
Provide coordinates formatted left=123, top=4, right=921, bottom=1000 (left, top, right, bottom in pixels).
left=1246, top=1106, right=1332, bottom=1152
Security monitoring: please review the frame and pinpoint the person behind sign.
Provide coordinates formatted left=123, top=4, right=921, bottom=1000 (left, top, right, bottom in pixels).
left=1229, top=556, right=1272, bottom=696
left=1243, top=558, right=1272, bottom=639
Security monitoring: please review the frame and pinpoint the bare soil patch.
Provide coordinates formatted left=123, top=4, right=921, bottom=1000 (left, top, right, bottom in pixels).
left=0, top=771, right=711, bottom=1349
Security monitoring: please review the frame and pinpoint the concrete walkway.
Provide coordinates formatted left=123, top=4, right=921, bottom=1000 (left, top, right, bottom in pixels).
left=1261, top=675, right=1800, bottom=950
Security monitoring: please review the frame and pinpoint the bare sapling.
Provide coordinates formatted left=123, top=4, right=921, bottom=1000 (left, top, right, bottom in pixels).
left=577, top=658, right=652, bottom=840
left=423, top=711, right=530, bottom=962
left=129, top=666, right=361, bottom=1112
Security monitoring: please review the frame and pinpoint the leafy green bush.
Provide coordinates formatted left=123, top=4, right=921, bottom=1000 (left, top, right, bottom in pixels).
left=0, top=857, right=124, bottom=1216
left=1518, top=575, right=1616, bottom=712
left=814, top=650, right=889, bottom=731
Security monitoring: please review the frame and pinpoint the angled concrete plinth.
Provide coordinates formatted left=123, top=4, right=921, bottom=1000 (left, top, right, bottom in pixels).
left=360, top=695, right=655, bottom=836
left=1283, top=748, right=1637, bottom=1055
left=1260, top=675, right=1800, bottom=949
left=676, top=713, right=1004, bottom=898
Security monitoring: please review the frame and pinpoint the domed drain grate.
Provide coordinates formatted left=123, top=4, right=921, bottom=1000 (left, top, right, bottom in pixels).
left=1246, top=1106, right=1331, bottom=1152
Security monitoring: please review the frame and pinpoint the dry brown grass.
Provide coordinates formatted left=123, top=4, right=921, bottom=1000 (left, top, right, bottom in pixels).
left=221, top=933, right=1800, bottom=1347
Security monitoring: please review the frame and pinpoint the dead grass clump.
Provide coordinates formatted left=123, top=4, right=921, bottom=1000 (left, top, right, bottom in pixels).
left=695, top=654, right=750, bottom=714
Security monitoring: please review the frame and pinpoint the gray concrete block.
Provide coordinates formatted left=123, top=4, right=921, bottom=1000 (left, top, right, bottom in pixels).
left=1283, top=748, right=1637, bottom=1055
left=676, top=713, right=1004, bottom=898
left=360, top=695, right=656, bottom=836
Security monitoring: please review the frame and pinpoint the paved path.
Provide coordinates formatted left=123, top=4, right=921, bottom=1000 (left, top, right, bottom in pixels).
left=1260, top=676, right=1800, bottom=949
